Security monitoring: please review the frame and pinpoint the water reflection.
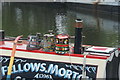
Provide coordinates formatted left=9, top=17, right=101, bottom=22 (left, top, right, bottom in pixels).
left=55, top=13, right=67, bottom=34
left=15, top=8, right=23, bottom=32
left=2, top=2, right=119, bottom=47
left=28, top=10, right=34, bottom=32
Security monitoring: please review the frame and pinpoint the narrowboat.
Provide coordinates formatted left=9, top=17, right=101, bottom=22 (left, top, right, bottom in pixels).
left=0, top=19, right=119, bottom=80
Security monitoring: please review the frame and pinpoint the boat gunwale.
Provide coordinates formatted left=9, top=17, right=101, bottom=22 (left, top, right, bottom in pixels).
left=0, top=47, right=109, bottom=60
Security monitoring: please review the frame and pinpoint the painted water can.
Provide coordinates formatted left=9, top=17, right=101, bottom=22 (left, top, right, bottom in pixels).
left=55, top=34, right=69, bottom=54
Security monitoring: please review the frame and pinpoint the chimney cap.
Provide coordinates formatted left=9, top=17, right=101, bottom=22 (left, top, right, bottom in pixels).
left=75, top=19, right=83, bottom=22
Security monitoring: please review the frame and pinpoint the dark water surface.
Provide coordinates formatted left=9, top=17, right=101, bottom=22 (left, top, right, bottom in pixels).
left=2, top=2, right=119, bottom=47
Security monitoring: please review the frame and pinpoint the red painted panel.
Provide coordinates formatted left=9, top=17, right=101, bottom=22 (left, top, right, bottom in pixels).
left=93, top=48, right=107, bottom=51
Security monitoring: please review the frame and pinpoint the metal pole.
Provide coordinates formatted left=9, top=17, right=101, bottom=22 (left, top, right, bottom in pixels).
left=82, top=53, right=87, bottom=79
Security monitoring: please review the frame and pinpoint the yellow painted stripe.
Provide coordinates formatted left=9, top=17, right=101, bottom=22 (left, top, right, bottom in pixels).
left=7, top=57, right=15, bottom=75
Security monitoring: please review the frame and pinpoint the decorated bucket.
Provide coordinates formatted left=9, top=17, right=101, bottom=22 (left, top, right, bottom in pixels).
left=55, top=34, right=69, bottom=54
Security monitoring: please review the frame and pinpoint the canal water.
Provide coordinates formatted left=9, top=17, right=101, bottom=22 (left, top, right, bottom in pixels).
left=2, top=2, right=119, bottom=47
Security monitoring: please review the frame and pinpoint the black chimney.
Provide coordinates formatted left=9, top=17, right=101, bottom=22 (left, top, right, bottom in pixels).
left=0, top=30, right=5, bottom=40
left=74, top=19, right=83, bottom=54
